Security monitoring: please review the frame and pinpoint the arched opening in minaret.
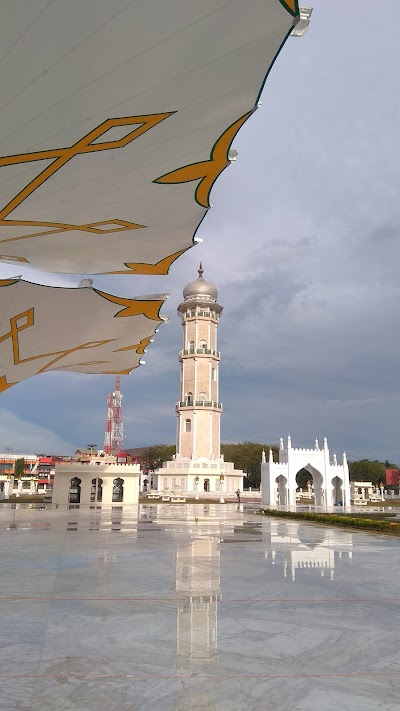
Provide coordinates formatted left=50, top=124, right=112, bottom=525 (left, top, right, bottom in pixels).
left=200, top=340, right=207, bottom=352
left=185, top=419, right=191, bottom=432
left=185, top=392, right=193, bottom=405
left=204, top=478, right=210, bottom=492
left=188, top=340, right=194, bottom=353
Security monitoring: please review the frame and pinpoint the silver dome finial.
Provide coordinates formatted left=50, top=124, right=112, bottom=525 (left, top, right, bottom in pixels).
left=198, top=262, right=204, bottom=278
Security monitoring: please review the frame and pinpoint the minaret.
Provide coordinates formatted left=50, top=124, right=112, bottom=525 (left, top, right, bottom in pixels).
left=176, top=264, right=223, bottom=460
left=151, top=264, right=244, bottom=496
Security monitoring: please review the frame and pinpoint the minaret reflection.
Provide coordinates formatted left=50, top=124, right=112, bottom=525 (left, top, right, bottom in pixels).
left=175, top=534, right=221, bottom=659
left=263, top=519, right=353, bottom=582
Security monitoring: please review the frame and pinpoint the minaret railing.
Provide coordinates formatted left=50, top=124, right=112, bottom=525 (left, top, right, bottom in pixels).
left=181, top=348, right=220, bottom=356
left=178, top=400, right=222, bottom=409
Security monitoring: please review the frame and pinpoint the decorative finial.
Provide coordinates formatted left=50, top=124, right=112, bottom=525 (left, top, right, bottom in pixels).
left=198, top=262, right=204, bottom=278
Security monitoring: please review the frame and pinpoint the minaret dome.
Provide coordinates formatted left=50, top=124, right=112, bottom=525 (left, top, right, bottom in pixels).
left=182, top=263, right=218, bottom=302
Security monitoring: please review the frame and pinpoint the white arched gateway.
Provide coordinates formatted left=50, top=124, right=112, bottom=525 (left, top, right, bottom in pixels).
left=261, top=436, right=351, bottom=509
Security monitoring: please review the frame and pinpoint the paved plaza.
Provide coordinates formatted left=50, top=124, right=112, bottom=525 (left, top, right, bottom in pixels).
left=0, top=503, right=399, bottom=710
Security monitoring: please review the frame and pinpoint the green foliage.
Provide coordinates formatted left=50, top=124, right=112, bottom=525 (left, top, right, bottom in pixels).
left=348, top=459, right=386, bottom=486
left=141, top=444, right=176, bottom=473
left=295, top=468, right=312, bottom=489
left=220, top=441, right=279, bottom=488
left=261, top=509, right=400, bottom=534
left=14, top=458, right=25, bottom=479
left=385, top=460, right=398, bottom=469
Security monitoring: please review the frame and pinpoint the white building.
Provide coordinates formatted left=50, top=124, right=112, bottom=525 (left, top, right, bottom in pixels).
left=52, top=462, right=140, bottom=505
left=151, top=265, right=244, bottom=497
left=261, top=436, right=351, bottom=508
left=350, top=481, right=384, bottom=505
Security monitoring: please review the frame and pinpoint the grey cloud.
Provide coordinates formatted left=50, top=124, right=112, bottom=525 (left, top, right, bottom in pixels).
left=1, top=0, right=399, bottom=463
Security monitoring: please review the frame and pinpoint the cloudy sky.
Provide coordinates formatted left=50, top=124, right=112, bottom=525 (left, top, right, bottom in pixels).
left=1, top=0, right=399, bottom=464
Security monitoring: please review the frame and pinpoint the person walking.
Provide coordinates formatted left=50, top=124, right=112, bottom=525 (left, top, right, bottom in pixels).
left=236, top=489, right=241, bottom=504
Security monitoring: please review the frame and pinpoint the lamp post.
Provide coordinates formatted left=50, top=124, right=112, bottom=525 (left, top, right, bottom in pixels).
left=87, top=443, right=97, bottom=459
left=219, top=473, right=225, bottom=504
left=195, top=476, right=199, bottom=500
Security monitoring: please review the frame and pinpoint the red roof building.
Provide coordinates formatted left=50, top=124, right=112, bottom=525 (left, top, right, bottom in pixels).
left=385, top=469, right=399, bottom=486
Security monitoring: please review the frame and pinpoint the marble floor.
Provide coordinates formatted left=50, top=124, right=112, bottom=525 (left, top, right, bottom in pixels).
left=0, top=503, right=399, bottom=710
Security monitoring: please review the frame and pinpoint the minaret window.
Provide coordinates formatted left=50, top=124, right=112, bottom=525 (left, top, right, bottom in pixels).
left=185, top=392, right=193, bottom=405
left=188, top=340, right=194, bottom=353
left=200, top=340, right=207, bottom=352
left=185, top=419, right=191, bottom=432
left=199, top=392, right=206, bottom=403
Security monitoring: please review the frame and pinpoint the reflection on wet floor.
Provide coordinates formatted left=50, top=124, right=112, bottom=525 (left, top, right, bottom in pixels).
left=1, top=503, right=399, bottom=711
left=263, top=520, right=353, bottom=582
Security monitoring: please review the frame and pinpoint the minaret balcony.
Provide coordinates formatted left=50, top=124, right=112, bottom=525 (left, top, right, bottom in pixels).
left=180, top=348, right=220, bottom=358
left=176, top=400, right=222, bottom=410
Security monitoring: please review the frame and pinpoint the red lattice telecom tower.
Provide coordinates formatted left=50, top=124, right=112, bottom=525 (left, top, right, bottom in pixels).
left=103, top=377, right=124, bottom=455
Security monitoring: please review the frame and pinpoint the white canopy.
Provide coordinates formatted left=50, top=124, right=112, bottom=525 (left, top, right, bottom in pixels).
left=0, top=0, right=298, bottom=274
left=0, top=278, right=167, bottom=393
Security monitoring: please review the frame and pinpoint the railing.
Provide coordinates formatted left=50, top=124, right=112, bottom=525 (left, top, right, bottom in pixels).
left=185, top=311, right=219, bottom=319
left=181, top=349, right=220, bottom=357
left=177, top=401, right=222, bottom=409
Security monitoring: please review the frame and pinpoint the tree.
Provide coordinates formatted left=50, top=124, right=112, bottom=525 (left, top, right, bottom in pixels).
left=295, top=468, right=311, bottom=490
left=220, top=441, right=279, bottom=488
left=14, top=458, right=25, bottom=479
left=348, top=459, right=386, bottom=486
left=141, top=444, right=176, bottom=473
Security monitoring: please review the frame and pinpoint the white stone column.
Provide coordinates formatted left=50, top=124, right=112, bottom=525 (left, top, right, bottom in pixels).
left=176, top=414, right=180, bottom=455
left=209, top=412, right=213, bottom=458
left=324, top=447, right=333, bottom=508
left=194, top=358, right=197, bottom=401
left=80, top=472, right=92, bottom=505
left=192, top=412, right=197, bottom=458
left=101, top=476, right=114, bottom=506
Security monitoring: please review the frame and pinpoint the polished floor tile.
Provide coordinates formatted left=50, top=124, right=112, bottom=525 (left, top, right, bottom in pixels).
left=0, top=503, right=399, bottom=710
